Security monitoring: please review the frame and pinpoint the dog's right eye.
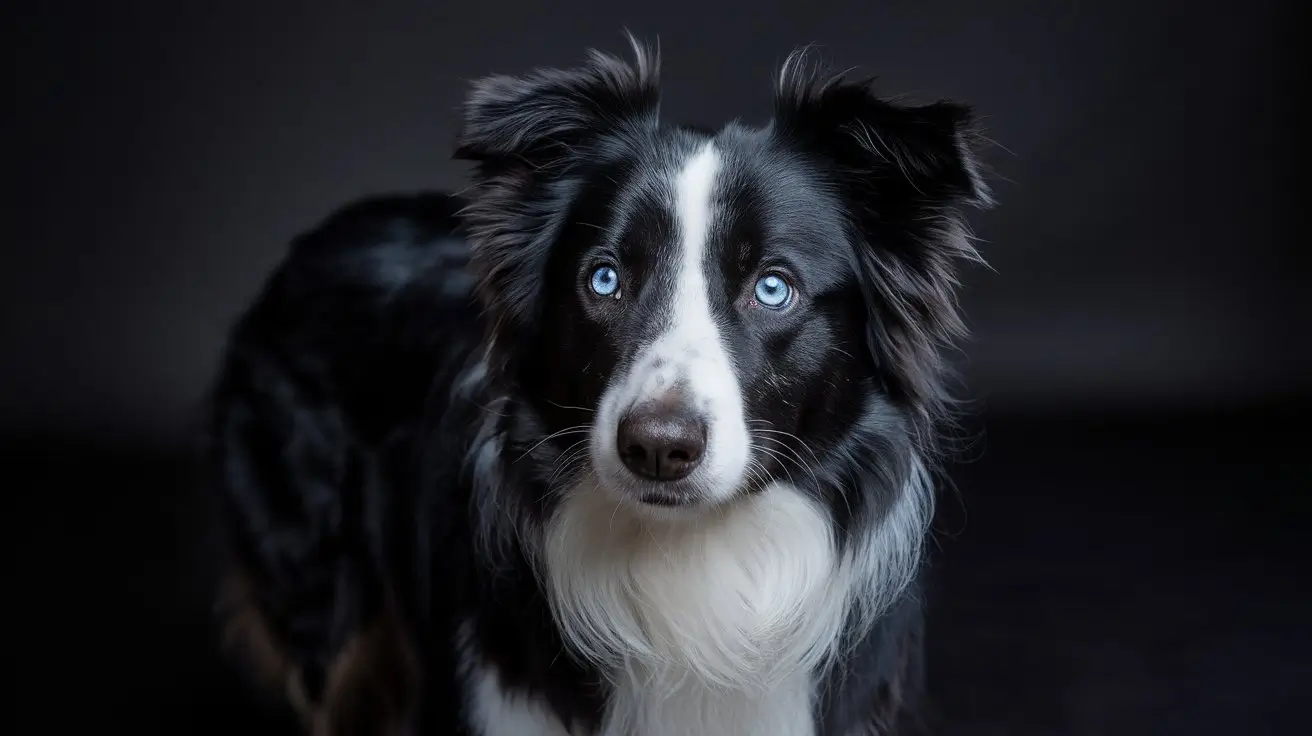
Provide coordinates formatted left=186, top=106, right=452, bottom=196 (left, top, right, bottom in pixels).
left=588, top=265, right=621, bottom=298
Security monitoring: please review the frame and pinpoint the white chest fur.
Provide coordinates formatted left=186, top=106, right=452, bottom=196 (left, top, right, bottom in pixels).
left=600, top=666, right=817, bottom=736
left=546, top=482, right=857, bottom=736
left=461, top=478, right=928, bottom=736
left=459, top=645, right=814, bottom=736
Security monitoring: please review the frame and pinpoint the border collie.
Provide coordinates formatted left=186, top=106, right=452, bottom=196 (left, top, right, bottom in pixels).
left=208, top=36, right=993, bottom=736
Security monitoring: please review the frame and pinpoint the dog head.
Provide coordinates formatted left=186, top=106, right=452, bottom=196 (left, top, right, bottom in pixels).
left=455, top=37, right=991, bottom=516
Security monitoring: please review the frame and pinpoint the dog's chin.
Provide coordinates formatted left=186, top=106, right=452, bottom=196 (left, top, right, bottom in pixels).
left=591, top=466, right=740, bottom=522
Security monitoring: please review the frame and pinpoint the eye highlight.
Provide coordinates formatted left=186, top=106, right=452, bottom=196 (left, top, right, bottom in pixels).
left=753, top=273, right=793, bottom=309
left=589, top=265, right=621, bottom=297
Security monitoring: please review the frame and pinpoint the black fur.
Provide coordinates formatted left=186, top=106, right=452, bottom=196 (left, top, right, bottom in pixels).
left=207, top=39, right=991, bottom=735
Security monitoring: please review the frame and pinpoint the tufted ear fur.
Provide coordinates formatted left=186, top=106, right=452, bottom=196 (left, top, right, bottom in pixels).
left=773, top=50, right=995, bottom=443
left=453, top=35, right=661, bottom=366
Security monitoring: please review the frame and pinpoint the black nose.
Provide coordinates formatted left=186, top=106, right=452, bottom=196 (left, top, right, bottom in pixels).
left=616, top=402, right=707, bottom=482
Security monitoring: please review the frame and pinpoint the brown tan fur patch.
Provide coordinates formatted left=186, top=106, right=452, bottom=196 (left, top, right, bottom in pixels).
left=218, top=570, right=419, bottom=735
left=219, top=571, right=298, bottom=698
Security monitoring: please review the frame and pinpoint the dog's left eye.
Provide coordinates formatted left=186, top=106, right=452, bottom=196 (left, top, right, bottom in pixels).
left=753, top=274, right=793, bottom=309
left=589, top=265, right=621, bottom=297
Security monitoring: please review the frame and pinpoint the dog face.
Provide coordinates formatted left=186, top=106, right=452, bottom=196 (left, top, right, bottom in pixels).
left=455, top=39, right=990, bottom=515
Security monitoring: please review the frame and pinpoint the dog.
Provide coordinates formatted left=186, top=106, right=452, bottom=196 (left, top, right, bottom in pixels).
left=207, top=36, right=993, bottom=736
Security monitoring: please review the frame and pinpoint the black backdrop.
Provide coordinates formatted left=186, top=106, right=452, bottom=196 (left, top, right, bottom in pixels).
left=4, top=1, right=1307, bottom=734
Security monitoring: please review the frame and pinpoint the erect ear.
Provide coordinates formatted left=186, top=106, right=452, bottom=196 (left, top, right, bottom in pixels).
left=773, top=50, right=995, bottom=434
left=773, top=50, right=992, bottom=210
left=454, top=34, right=661, bottom=174
left=452, top=36, right=660, bottom=363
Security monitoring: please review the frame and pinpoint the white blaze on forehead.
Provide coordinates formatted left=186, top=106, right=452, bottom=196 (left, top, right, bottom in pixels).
left=604, top=142, right=750, bottom=501
left=672, top=144, right=721, bottom=312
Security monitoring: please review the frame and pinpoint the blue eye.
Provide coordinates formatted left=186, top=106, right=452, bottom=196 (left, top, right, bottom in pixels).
left=753, top=274, right=793, bottom=309
left=589, top=265, right=620, bottom=297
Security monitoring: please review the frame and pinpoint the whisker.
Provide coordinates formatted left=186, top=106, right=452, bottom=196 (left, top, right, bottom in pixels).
left=538, top=440, right=592, bottom=500
left=757, top=430, right=855, bottom=522
left=538, top=466, right=590, bottom=507
left=546, top=399, right=594, bottom=414
left=753, top=444, right=798, bottom=486
left=755, top=434, right=821, bottom=482
left=743, top=456, right=772, bottom=491
left=546, top=442, right=592, bottom=487
left=514, top=425, right=592, bottom=463
left=753, top=428, right=824, bottom=467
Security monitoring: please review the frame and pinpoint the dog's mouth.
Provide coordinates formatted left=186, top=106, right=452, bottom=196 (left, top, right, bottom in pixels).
left=638, top=490, right=697, bottom=507
left=590, top=466, right=716, bottom=512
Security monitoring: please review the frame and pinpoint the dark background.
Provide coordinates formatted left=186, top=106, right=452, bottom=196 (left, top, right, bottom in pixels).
left=4, top=1, right=1307, bottom=734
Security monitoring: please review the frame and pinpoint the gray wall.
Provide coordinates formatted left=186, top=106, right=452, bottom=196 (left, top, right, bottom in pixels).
left=4, top=0, right=1304, bottom=438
